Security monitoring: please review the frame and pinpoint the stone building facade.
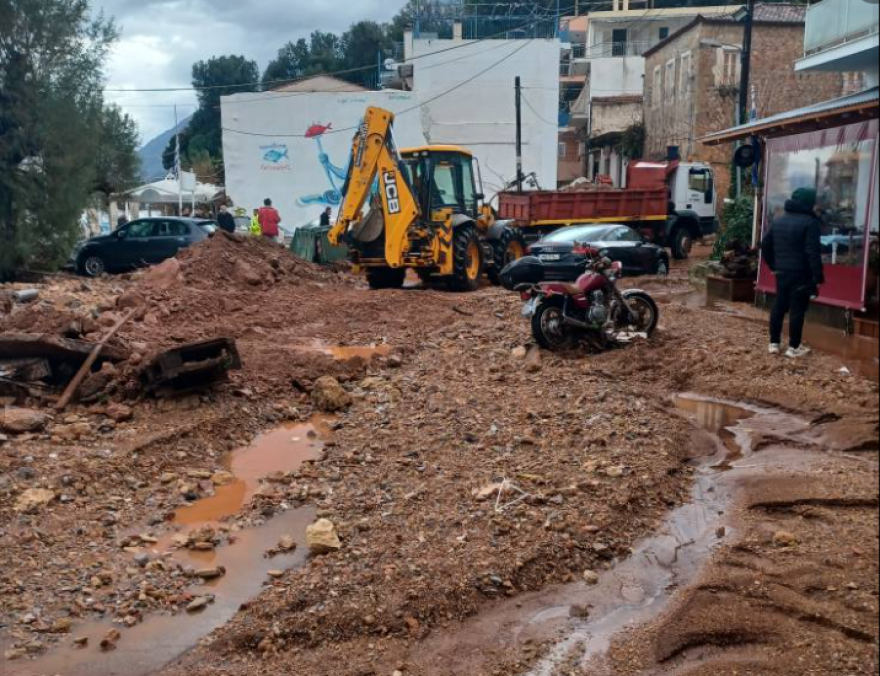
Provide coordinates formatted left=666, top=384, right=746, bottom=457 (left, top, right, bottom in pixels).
left=644, top=4, right=846, bottom=202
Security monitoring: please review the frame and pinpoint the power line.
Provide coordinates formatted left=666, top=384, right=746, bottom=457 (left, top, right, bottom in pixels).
left=222, top=40, right=533, bottom=139
left=104, top=6, right=580, bottom=95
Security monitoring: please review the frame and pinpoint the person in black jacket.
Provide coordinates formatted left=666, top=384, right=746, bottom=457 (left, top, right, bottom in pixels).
left=217, top=204, right=236, bottom=234
left=761, top=188, right=825, bottom=359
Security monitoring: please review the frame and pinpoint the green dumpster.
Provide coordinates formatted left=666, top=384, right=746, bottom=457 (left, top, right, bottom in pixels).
left=291, top=225, right=348, bottom=264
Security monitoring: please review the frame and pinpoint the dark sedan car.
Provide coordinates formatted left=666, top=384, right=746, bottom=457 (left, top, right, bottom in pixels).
left=527, top=224, right=670, bottom=281
left=75, top=217, right=216, bottom=277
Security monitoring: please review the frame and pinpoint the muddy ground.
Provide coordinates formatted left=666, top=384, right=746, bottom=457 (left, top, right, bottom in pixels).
left=1, top=236, right=877, bottom=676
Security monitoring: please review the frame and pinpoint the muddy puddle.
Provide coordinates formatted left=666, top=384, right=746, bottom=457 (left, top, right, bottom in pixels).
left=404, top=395, right=819, bottom=676
left=6, top=418, right=332, bottom=676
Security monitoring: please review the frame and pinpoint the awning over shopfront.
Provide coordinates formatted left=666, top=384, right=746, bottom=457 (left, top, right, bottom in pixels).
left=126, top=176, right=223, bottom=205
left=702, top=87, right=879, bottom=145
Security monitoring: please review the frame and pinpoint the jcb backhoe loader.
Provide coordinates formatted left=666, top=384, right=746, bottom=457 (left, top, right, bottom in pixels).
left=328, top=107, right=526, bottom=291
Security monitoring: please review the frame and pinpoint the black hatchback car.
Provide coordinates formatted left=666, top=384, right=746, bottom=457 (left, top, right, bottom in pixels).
left=75, top=218, right=216, bottom=277
left=527, top=224, right=670, bottom=281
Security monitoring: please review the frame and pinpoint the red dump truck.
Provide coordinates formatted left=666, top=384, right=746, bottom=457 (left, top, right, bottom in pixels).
left=498, top=159, right=719, bottom=259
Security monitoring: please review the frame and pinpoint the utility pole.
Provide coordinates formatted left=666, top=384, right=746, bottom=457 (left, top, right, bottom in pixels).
left=174, top=105, right=183, bottom=216
left=739, top=0, right=755, bottom=131
left=515, top=76, right=524, bottom=193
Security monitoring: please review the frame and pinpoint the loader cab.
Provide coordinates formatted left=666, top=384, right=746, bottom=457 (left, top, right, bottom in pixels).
left=401, top=146, right=482, bottom=220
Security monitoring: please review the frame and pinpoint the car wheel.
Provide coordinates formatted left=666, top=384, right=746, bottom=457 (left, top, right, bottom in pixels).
left=655, top=258, right=670, bottom=276
left=672, top=228, right=693, bottom=260
left=80, top=253, right=106, bottom=278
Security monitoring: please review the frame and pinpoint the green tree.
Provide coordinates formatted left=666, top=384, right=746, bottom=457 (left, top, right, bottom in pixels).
left=163, top=55, right=259, bottom=181
left=263, top=38, right=311, bottom=86
left=0, top=0, right=123, bottom=279
left=94, top=105, right=141, bottom=196
left=341, top=21, right=392, bottom=77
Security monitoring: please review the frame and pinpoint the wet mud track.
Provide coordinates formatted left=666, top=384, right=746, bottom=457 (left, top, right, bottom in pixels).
left=2, top=240, right=877, bottom=676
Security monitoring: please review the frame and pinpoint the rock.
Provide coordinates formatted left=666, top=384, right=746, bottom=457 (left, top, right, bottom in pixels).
left=233, top=259, right=262, bottom=286
left=278, top=535, right=297, bottom=552
left=116, top=290, right=146, bottom=310
left=306, top=518, right=342, bottom=555
left=5, top=648, right=27, bottom=661
left=475, top=483, right=503, bottom=502
left=583, top=570, right=600, bottom=586
left=160, top=473, right=178, bottom=485
left=141, top=258, right=182, bottom=291
left=14, top=488, right=56, bottom=513
left=49, top=618, right=73, bottom=634
left=100, top=629, right=121, bottom=652
left=186, top=596, right=211, bottom=613
left=605, top=466, right=626, bottom=479
left=511, top=346, right=528, bottom=360
left=387, top=354, right=403, bottom=368
left=268, top=570, right=285, bottom=579
left=773, top=531, right=798, bottom=548
left=524, top=349, right=542, bottom=374
left=195, top=567, right=226, bottom=580
left=134, top=553, right=151, bottom=568
left=312, top=377, right=352, bottom=413
left=73, top=637, right=89, bottom=649
left=105, top=403, right=134, bottom=423
left=0, top=408, right=49, bottom=434
left=211, top=471, right=235, bottom=486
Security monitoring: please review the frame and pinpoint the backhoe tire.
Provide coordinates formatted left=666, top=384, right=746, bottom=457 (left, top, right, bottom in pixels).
left=366, top=267, right=406, bottom=290
left=488, top=227, right=527, bottom=285
left=449, top=225, right=484, bottom=293
left=671, top=227, right=694, bottom=260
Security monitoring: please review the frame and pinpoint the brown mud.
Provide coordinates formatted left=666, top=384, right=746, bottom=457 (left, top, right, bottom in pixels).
left=2, top=242, right=877, bottom=676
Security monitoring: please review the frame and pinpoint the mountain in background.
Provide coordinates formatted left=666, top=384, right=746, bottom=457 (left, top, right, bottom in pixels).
left=138, top=116, right=191, bottom=183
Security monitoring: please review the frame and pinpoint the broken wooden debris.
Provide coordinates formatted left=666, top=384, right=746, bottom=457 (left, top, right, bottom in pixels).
left=140, top=338, right=242, bottom=397
left=0, top=333, right=129, bottom=365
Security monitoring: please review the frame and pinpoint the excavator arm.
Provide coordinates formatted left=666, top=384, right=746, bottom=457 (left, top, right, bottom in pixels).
left=327, top=107, right=421, bottom=268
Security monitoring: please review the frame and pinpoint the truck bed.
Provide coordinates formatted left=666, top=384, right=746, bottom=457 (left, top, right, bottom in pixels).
left=498, top=188, right=669, bottom=228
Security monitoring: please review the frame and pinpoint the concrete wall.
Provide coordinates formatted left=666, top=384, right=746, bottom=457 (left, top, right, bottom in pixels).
left=410, top=38, right=561, bottom=194
left=222, top=39, right=561, bottom=226
left=558, top=129, right=584, bottom=185
left=645, top=20, right=846, bottom=202
left=591, top=98, right=643, bottom=138
left=590, top=56, right=645, bottom=98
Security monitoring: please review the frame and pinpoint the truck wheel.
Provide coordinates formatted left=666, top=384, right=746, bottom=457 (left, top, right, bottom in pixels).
left=449, top=225, right=484, bottom=292
left=671, top=228, right=694, bottom=260
left=488, top=227, right=527, bottom=285
left=366, top=267, right=406, bottom=290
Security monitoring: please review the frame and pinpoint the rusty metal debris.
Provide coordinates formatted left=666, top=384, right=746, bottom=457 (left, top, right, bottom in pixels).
left=140, top=338, right=242, bottom=397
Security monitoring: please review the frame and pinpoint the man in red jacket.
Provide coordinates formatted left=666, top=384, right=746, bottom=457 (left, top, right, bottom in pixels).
left=258, top=198, right=282, bottom=241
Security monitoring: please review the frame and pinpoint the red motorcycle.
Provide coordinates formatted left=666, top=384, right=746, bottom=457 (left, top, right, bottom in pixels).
left=505, top=249, right=660, bottom=351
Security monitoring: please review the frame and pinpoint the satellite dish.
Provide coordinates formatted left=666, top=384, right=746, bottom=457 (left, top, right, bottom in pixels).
left=734, top=144, right=759, bottom=169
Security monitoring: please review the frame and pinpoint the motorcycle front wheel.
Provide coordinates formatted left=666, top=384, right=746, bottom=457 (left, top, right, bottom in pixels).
left=532, top=301, right=577, bottom=351
left=616, top=291, right=660, bottom=337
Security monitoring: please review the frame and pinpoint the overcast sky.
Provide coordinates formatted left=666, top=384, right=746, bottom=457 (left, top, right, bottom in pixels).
left=97, top=0, right=404, bottom=144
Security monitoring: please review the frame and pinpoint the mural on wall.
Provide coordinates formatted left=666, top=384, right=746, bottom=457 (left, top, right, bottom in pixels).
left=297, top=123, right=350, bottom=208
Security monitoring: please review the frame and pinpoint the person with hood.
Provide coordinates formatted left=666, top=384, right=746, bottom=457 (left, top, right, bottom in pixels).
left=761, top=187, right=825, bottom=359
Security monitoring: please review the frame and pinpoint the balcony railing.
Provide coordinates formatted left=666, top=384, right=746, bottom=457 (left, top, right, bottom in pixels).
left=581, top=40, right=653, bottom=60
left=804, top=0, right=880, bottom=56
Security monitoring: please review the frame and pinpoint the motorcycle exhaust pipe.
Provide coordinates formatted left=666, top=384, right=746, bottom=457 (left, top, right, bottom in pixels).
left=562, top=315, right=593, bottom=331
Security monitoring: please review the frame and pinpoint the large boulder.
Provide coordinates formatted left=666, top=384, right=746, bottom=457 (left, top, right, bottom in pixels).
left=311, top=377, right=352, bottom=413
left=0, top=408, right=49, bottom=434
left=306, top=519, right=342, bottom=555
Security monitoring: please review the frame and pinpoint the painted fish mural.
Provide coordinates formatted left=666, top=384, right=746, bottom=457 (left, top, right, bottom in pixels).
left=296, top=122, right=349, bottom=208
left=263, top=147, right=290, bottom=164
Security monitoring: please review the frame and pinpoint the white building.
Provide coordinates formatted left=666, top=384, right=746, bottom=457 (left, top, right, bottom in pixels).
left=795, top=0, right=879, bottom=88
left=221, top=37, right=560, bottom=227
left=564, top=4, right=741, bottom=186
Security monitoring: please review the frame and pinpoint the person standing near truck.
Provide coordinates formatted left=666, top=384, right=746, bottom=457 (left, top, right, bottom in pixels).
left=761, top=188, right=825, bottom=359
left=258, top=198, right=282, bottom=242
